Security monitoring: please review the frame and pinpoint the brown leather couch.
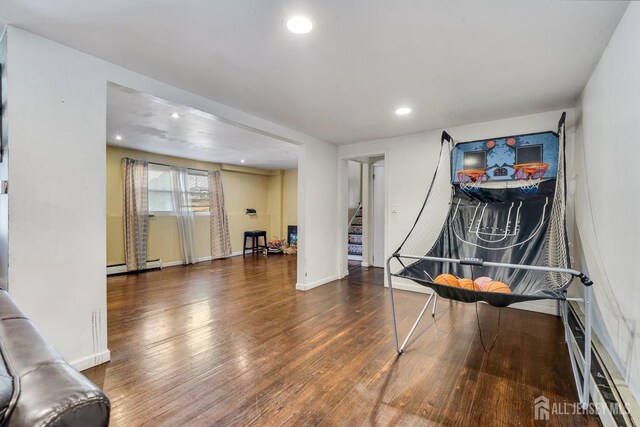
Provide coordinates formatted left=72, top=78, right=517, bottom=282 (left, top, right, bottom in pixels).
left=0, top=289, right=110, bottom=426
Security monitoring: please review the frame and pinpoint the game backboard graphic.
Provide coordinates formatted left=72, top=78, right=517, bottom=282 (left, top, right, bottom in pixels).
left=451, top=131, right=559, bottom=185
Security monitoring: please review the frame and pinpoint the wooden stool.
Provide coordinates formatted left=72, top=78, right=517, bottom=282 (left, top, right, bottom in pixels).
left=243, top=230, right=267, bottom=256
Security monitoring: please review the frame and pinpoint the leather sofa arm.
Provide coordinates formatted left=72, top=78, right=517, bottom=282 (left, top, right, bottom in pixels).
left=0, top=289, right=110, bottom=426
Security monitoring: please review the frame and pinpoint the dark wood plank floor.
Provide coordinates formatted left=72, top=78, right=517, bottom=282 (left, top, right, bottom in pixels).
left=84, top=256, right=599, bottom=426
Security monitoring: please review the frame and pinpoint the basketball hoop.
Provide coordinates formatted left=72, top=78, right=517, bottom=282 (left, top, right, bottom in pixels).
left=514, top=162, right=549, bottom=193
left=456, top=169, right=486, bottom=192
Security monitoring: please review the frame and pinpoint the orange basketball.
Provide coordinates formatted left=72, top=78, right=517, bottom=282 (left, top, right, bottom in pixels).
left=459, top=278, right=481, bottom=291
left=487, top=140, right=496, bottom=149
left=434, top=274, right=460, bottom=288
left=474, top=276, right=493, bottom=290
left=507, top=138, right=516, bottom=146
left=485, top=281, right=512, bottom=293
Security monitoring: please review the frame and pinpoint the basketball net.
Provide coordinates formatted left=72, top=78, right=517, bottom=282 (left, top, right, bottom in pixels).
left=395, top=115, right=571, bottom=292
left=514, top=162, right=548, bottom=193
left=457, top=170, right=485, bottom=192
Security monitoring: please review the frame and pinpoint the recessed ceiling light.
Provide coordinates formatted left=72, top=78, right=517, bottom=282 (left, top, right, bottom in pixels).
left=395, top=107, right=412, bottom=116
left=115, top=135, right=123, bottom=141
left=240, top=159, right=246, bottom=164
left=171, top=112, right=180, bottom=119
left=287, top=16, right=313, bottom=34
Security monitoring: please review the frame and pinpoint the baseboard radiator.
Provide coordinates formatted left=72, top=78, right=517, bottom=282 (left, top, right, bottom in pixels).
left=106, top=259, right=162, bottom=275
left=568, top=303, right=639, bottom=427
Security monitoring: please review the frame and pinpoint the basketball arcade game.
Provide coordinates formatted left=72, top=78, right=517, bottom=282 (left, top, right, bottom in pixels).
left=387, top=113, right=594, bottom=408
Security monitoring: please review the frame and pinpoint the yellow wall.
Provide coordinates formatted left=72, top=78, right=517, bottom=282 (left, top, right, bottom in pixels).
left=267, top=174, right=283, bottom=240
left=222, top=170, right=271, bottom=253
left=106, top=146, right=297, bottom=266
left=282, top=169, right=298, bottom=238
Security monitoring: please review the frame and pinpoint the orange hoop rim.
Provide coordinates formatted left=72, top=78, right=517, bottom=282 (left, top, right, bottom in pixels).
left=514, top=162, right=548, bottom=173
left=457, top=169, right=486, bottom=179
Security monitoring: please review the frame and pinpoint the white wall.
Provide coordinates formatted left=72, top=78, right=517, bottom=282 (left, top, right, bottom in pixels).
left=338, top=109, right=574, bottom=314
left=0, top=28, right=8, bottom=290
left=296, top=142, right=339, bottom=290
left=6, top=26, right=338, bottom=369
left=573, top=3, right=640, bottom=402
left=7, top=28, right=111, bottom=370
left=347, top=160, right=361, bottom=210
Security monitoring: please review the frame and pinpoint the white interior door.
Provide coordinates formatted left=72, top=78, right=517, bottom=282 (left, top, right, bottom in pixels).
left=372, top=161, right=384, bottom=267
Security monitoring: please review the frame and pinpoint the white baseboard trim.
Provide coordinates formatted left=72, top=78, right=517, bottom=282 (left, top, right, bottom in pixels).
left=71, top=349, right=111, bottom=372
left=161, top=260, right=185, bottom=268
left=106, top=264, right=127, bottom=275
left=106, top=259, right=162, bottom=275
left=388, top=280, right=434, bottom=295
left=160, top=251, right=245, bottom=269
left=106, top=265, right=124, bottom=275
left=361, top=261, right=370, bottom=267
left=296, top=274, right=339, bottom=291
left=510, top=299, right=558, bottom=315
left=197, top=251, right=244, bottom=263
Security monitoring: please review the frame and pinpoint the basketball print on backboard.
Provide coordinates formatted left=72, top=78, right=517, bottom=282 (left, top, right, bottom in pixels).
left=451, top=131, right=559, bottom=192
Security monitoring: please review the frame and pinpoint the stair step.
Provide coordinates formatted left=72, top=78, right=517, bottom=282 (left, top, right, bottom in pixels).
left=348, top=207, right=363, bottom=256
left=348, top=244, right=363, bottom=255
left=348, top=233, right=362, bottom=244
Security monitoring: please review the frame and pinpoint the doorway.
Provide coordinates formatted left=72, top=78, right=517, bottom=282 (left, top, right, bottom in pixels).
left=340, top=153, right=386, bottom=277
left=347, top=160, right=363, bottom=263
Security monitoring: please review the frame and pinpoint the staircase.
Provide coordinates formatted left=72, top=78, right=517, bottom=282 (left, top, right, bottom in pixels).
left=348, top=203, right=363, bottom=261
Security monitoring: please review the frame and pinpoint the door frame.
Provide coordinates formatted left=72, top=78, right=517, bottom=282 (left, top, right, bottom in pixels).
left=337, top=149, right=389, bottom=284
left=371, top=159, right=385, bottom=268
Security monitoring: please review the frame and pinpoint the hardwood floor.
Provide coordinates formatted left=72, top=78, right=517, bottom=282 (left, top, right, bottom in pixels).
left=84, top=256, right=599, bottom=426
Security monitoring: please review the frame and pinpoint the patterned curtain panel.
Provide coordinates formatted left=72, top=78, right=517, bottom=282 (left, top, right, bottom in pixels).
left=208, top=170, right=232, bottom=259
left=122, top=158, right=149, bottom=271
left=170, top=166, right=197, bottom=264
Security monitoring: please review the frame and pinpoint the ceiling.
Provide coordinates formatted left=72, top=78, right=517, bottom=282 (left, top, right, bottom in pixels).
left=107, top=84, right=299, bottom=169
left=0, top=1, right=629, bottom=144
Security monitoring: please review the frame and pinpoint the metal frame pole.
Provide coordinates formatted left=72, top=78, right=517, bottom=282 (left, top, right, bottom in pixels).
left=399, top=294, right=434, bottom=352
left=563, top=299, right=583, bottom=401
left=387, top=257, right=400, bottom=353
left=562, top=298, right=570, bottom=343
left=387, top=252, right=595, bottom=408
left=394, top=253, right=585, bottom=277
left=582, top=285, right=592, bottom=409
left=387, top=256, right=438, bottom=354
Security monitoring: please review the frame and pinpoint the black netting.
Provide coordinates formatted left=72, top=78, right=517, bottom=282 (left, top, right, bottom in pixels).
left=394, top=114, right=570, bottom=307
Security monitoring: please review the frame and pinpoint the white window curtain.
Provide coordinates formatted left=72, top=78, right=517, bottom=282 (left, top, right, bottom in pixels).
left=208, top=170, right=232, bottom=259
left=122, top=158, right=149, bottom=271
left=170, top=166, right=197, bottom=264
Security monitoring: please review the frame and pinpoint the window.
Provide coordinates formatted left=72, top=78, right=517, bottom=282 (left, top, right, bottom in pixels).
left=148, top=164, right=173, bottom=213
left=148, top=164, right=210, bottom=214
left=187, top=171, right=210, bottom=213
